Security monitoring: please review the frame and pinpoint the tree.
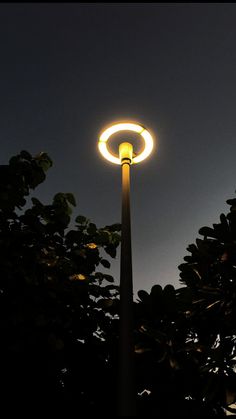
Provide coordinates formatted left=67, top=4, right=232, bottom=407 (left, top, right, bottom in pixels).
left=178, top=196, right=236, bottom=415
left=134, top=194, right=236, bottom=416
left=3, top=150, right=236, bottom=416
left=0, top=151, right=121, bottom=413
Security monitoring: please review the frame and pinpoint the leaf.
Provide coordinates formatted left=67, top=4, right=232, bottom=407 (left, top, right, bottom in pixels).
left=66, top=193, right=76, bottom=207
left=96, top=230, right=111, bottom=245
left=227, top=197, right=236, bottom=212
left=31, top=197, right=43, bottom=207
left=163, top=284, right=177, bottom=313
left=104, top=244, right=117, bottom=258
left=53, top=193, right=66, bottom=204
left=103, top=274, right=114, bottom=283
left=20, top=150, right=32, bottom=160
left=220, top=213, right=229, bottom=228
left=110, top=232, right=121, bottom=245
left=29, top=168, right=46, bottom=189
left=87, top=223, right=97, bottom=235
left=199, top=226, right=217, bottom=239
left=34, top=152, right=53, bottom=172
left=100, top=259, right=111, bottom=269
left=104, top=223, right=122, bottom=232
left=150, top=285, right=162, bottom=302
left=75, top=215, right=88, bottom=225
left=137, top=290, right=149, bottom=303
left=163, top=284, right=175, bottom=294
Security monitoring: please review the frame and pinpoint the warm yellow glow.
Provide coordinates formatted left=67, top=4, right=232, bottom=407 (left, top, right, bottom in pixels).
left=98, top=122, right=154, bottom=165
left=98, top=141, right=120, bottom=165
left=119, top=142, right=133, bottom=162
left=133, top=129, right=153, bottom=163
left=69, top=273, right=86, bottom=281
left=85, top=243, right=97, bottom=249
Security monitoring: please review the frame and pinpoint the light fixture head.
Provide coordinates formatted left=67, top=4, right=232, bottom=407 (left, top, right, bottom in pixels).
left=98, top=122, right=154, bottom=165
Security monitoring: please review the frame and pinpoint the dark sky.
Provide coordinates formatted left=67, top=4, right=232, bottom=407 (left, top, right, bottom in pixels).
left=1, top=3, right=236, bottom=295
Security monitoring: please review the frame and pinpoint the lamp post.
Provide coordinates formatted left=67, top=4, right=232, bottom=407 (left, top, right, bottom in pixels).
left=98, top=122, right=154, bottom=416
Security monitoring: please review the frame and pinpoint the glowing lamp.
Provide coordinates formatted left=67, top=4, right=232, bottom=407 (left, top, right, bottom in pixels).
left=98, top=122, right=154, bottom=164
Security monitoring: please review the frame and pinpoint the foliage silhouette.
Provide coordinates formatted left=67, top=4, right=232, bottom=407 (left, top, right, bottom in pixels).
left=2, top=150, right=236, bottom=416
left=0, top=151, right=121, bottom=413
left=178, top=198, right=236, bottom=415
left=135, top=194, right=236, bottom=416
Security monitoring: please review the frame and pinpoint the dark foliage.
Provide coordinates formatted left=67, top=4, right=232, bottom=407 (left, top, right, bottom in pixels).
left=1, top=150, right=236, bottom=416
left=135, top=194, right=236, bottom=416
left=0, top=151, right=121, bottom=413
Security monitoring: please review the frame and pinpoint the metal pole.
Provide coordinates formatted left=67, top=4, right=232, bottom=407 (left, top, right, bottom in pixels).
left=118, top=146, right=136, bottom=416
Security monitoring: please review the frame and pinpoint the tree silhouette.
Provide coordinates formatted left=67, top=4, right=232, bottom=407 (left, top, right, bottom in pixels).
left=178, top=197, right=236, bottom=415
left=135, top=195, right=236, bottom=416
left=2, top=150, right=236, bottom=416
left=0, top=151, right=121, bottom=413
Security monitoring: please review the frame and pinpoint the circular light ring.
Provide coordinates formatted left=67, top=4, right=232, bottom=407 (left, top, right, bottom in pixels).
left=98, top=122, right=154, bottom=164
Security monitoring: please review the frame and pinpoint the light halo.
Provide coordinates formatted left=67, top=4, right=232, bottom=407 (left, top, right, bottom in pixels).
left=98, top=122, right=154, bottom=164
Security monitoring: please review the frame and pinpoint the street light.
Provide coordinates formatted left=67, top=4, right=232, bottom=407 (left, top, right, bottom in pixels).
left=98, top=122, right=154, bottom=416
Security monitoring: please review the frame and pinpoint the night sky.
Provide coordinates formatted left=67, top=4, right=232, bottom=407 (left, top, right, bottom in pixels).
left=1, top=3, right=236, bottom=296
